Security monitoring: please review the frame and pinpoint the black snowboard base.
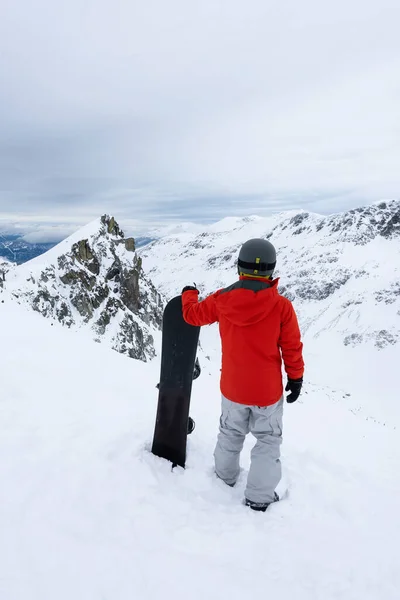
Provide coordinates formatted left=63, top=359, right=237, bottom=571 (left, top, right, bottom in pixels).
left=152, top=295, right=200, bottom=468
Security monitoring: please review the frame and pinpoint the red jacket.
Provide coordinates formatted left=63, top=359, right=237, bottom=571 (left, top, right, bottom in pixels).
left=182, top=277, right=304, bottom=406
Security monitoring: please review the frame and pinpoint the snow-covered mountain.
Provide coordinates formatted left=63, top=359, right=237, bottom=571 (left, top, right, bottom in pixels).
left=1, top=215, right=163, bottom=361
left=146, top=221, right=209, bottom=238
left=140, top=200, right=400, bottom=350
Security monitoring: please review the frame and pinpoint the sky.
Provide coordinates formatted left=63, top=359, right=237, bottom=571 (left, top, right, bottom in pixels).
left=0, top=0, right=399, bottom=241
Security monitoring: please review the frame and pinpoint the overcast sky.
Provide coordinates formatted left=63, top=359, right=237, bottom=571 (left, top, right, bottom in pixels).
left=0, top=0, right=399, bottom=241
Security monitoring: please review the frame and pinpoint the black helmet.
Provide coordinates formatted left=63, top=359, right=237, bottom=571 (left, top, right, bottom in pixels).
left=237, top=238, right=276, bottom=278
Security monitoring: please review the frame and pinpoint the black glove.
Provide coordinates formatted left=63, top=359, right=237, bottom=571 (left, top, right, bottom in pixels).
left=285, top=378, right=303, bottom=403
left=182, top=284, right=198, bottom=294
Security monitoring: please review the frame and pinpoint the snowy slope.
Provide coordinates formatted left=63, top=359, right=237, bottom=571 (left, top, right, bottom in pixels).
left=139, top=200, right=400, bottom=424
left=2, top=215, right=163, bottom=361
left=1, top=290, right=400, bottom=600
left=146, top=221, right=207, bottom=238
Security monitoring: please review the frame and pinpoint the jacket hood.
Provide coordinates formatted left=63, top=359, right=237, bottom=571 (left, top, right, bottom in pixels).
left=217, top=278, right=281, bottom=326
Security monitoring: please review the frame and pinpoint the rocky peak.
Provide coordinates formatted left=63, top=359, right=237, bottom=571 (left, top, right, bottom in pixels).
left=4, top=216, right=163, bottom=361
left=281, top=200, right=400, bottom=244
left=102, top=215, right=122, bottom=237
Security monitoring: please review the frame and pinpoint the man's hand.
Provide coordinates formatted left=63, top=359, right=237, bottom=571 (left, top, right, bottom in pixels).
left=182, top=285, right=198, bottom=294
left=285, top=378, right=303, bottom=403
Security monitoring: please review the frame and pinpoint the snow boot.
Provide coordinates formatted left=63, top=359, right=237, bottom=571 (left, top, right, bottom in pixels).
left=215, top=471, right=236, bottom=487
left=245, top=492, right=279, bottom=512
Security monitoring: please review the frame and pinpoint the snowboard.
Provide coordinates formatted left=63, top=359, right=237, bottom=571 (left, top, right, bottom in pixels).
left=152, top=295, right=200, bottom=468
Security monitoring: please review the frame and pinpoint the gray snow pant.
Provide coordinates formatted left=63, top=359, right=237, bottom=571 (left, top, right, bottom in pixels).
left=214, top=395, right=283, bottom=504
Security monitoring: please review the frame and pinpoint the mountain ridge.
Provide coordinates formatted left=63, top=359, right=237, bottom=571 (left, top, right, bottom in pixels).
left=140, top=199, right=400, bottom=351
left=1, top=215, right=163, bottom=361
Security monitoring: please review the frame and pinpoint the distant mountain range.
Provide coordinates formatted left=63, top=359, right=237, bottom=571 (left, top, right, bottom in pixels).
left=0, top=234, right=154, bottom=265
left=0, top=234, right=57, bottom=264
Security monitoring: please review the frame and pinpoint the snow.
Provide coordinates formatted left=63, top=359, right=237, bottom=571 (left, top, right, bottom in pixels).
left=146, top=221, right=207, bottom=238
left=139, top=204, right=400, bottom=426
left=1, top=288, right=400, bottom=599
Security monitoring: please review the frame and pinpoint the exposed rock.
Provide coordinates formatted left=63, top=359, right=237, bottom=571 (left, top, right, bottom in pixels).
left=321, top=200, right=400, bottom=243
left=374, top=330, right=397, bottom=348
left=56, top=301, right=73, bottom=327
left=71, top=291, right=93, bottom=322
left=344, top=333, right=363, bottom=347
left=32, top=289, right=58, bottom=318
left=74, top=240, right=93, bottom=261
left=120, top=268, right=140, bottom=313
left=375, top=282, right=400, bottom=305
left=345, top=329, right=399, bottom=349
left=95, top=297, right=118, bottom=335
left=293, top=271, right=351, bottom=301
left=71, top=240, right=100, bottom=275
left=125, top=238, right=136, bottom=252
left=101, top=214, right=124, bottom=238
left=5, top=215, right=163, bottom=361
left=0, top=260, right=10, bottom=288
left=106, top=261, right=121, bottom=281
left=60, top=270, right=96, bottom=291
left=115, top=313, right=155, bottom=361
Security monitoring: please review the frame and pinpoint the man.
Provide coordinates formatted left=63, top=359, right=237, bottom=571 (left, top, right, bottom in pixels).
left=181, top=238, right=304, bottom=512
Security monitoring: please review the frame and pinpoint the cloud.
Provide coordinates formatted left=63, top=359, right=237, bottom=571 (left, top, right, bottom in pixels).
left=0, top=0, right=399, bottom=238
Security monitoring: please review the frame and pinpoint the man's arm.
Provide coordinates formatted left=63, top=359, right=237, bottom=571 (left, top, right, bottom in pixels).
left=278, top=299, right=304, bottom=379
left=182, top=289, right=219, bottom=326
